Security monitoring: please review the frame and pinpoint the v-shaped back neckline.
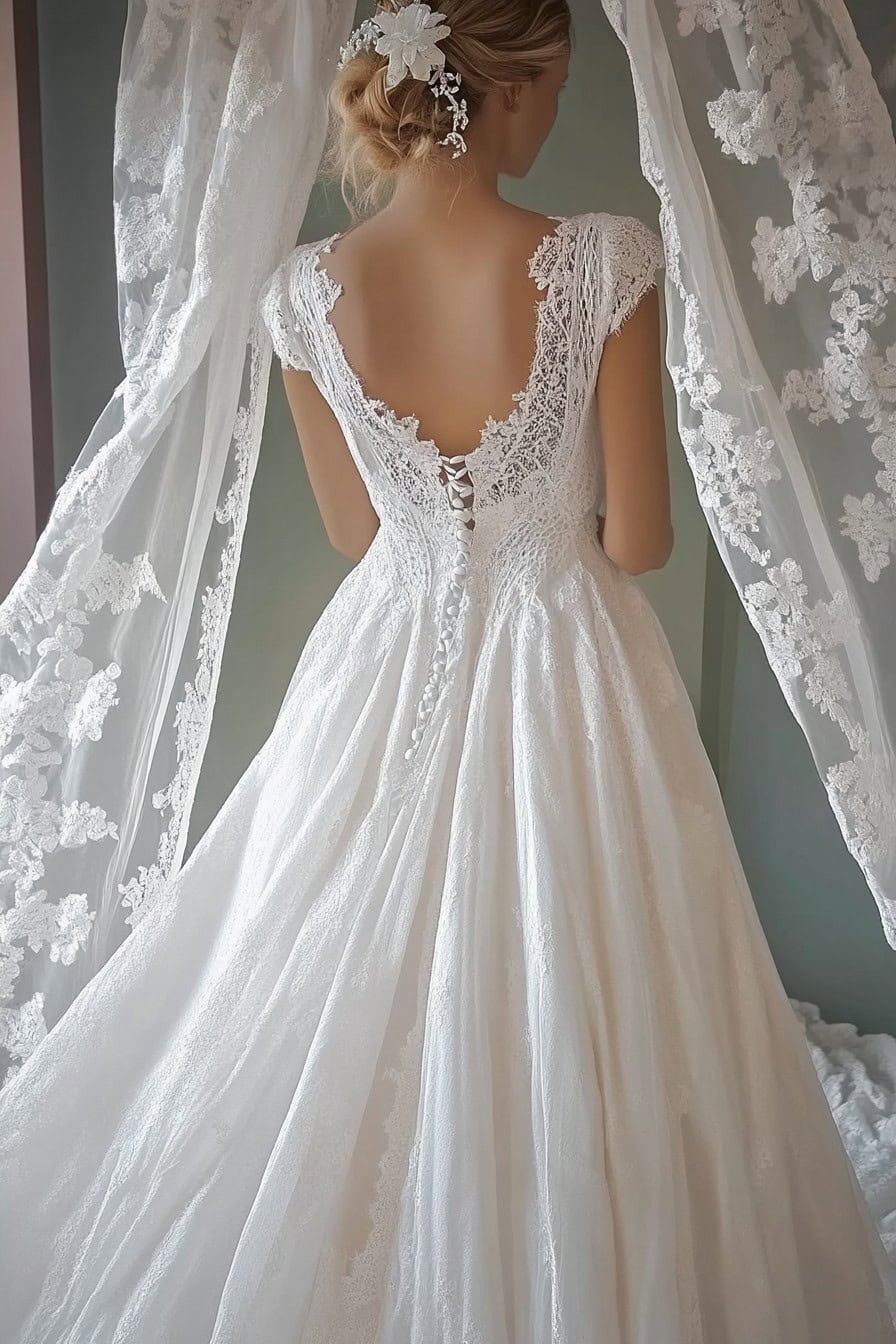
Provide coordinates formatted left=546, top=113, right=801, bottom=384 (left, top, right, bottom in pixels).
left=309, top=214, right=575, bottom=467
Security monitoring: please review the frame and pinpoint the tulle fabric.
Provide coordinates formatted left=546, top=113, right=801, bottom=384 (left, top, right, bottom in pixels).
left=602, top=0, right=896, bottom=941
left=1, top=532, right=894, bottom=1343
left=0, top=0, right=356, bottom=1084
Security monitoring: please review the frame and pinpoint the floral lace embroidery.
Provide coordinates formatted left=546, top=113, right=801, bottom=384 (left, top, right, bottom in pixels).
left=0, top=0, right=348, bottom=1086
left=255, top=208, right=663, bottom=806
left=308, top=216, right=571, bottom=471
left=600, top=0, right=896, bottom=938
left=0, top=431, right=166, bottom=1080
left=262, top=213, right=659, bottom=781
left=117, top=335, right=266, bottom=925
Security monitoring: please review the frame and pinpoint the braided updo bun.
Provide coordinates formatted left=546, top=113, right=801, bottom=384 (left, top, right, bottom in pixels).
left=328, top=0, right=572, bottom=211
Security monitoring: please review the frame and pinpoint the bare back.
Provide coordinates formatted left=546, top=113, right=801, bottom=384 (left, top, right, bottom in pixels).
left=317, top=203, right=564, bottom=459
left=261, top=206, right=671, bottom=575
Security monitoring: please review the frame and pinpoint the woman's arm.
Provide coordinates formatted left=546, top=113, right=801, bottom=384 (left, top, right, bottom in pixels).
left=280, top=366, right=380, bottom=562
left=595, top=286, right=673, bottom=575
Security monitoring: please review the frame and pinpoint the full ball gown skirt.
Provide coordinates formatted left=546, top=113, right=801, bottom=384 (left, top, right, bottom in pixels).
left=1, top=211, right=895, bottom=1342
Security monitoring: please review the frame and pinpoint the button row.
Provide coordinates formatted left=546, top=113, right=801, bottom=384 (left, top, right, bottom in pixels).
left=404, top=455, right=475, bottom=760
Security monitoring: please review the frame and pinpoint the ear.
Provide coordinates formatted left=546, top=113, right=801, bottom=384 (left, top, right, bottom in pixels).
left=503, top=82, right=523, bottom=113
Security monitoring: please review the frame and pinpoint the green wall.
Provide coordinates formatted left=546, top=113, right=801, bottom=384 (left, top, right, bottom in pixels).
left=36, top=0, right=124, bottom=484
left=34, top=0, right=895, bottom=1032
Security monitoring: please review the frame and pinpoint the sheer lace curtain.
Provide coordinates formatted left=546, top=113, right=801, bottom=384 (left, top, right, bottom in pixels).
left=848, top=0, right=896, bottom=126
left=0, top=0, right=354, bottom=1086
left=602, top=0, right=896, bottom=946
left=2, top=0, right=895, bottom=1094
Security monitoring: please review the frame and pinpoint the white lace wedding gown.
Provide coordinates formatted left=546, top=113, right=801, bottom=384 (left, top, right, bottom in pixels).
left=1, top=211, right=895, bottom=1344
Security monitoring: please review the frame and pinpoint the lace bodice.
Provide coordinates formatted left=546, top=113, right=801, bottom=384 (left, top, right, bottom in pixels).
left=260, top=211, right=664, bottom=768
left=259, top=211, right=664, bottom=602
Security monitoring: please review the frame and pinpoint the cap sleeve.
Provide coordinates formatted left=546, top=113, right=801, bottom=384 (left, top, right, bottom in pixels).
left=258, top=254, right=311, bottom=372
left=601, top=214, right=665, bottom=337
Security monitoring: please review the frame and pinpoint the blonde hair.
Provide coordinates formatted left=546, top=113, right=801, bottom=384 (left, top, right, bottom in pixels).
left=327, top=0, right=572, bottom=212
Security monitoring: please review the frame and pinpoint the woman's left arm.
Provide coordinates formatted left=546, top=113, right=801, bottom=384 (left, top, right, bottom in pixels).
left=594, top=286, right=673, bottom=575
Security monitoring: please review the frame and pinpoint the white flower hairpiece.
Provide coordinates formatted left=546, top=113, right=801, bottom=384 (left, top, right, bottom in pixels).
left=338, top=3, right=470, bottom=158
left=376, top=4, right=451, bottom=88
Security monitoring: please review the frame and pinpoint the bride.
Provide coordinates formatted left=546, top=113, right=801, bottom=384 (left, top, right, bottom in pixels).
left=2, top=1, right=895, bottom=1340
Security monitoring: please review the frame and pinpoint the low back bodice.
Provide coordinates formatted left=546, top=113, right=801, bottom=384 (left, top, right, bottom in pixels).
left=260, top=210, right=664, bottom=765
left=260, top=210, right=664, bottom=602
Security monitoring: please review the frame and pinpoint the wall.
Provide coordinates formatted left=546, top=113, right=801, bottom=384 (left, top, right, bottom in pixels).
left=33, top=0, right=894, bottom=1032
left=35, top=0, right=124, bottom=483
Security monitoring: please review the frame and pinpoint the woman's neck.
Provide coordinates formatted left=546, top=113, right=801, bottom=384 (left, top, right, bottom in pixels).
left=382, top=158, right=507, bottom=237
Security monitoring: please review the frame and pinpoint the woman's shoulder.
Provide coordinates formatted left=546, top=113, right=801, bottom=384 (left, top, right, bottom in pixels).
left=258, top=233, right=340, bottom=369
left=537, top=213, right=664, bottom=302
left=586, top=211, right=664, bottom=267
left=559, top=209, right=662, bottom=251
left=549, top=213, right=665, bottom=329
left=258, top=232, right=339, bottom=328
left=263, top=231, right=340, bottom=291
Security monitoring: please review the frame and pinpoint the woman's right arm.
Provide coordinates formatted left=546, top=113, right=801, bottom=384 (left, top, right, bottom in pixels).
left=280, top=365, right=381, bottom=563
